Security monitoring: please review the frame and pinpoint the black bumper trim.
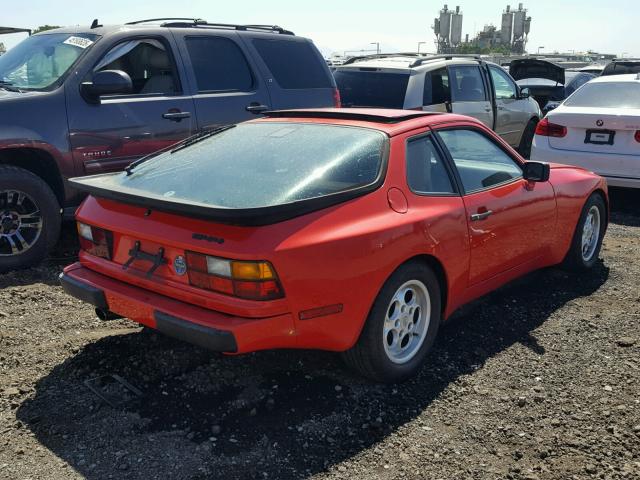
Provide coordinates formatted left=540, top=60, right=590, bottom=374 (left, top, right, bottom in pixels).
left=154, top=311, right=238, bottom=353
left=59, top=272, right=108, bottom=310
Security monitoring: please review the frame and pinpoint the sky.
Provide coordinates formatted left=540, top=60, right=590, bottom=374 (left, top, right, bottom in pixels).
left=1, top=0, right=638, bottom=57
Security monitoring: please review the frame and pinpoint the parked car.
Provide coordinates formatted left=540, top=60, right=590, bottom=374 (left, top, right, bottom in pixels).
left=510, top=59, right=595, bottom=114
left=0, top=18, right=338, bottom=272
left=531, top=74, right=640, bottom=189
left=59, top=108, right=608, bottom=383
left=333, top=54, right=542, bottom=157
left=601, top=59, right=640, bottom=77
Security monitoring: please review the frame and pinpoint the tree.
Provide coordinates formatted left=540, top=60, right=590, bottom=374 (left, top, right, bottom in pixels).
left=32, top=25, right=60, bottom=34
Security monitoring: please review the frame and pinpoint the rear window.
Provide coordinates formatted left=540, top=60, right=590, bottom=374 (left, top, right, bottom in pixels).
left=93, top=123, right=386, bottom=209
left=334, top=70, right=409, bottom=108
left=252, top=39, right=332, bottom=89
left=564, top=82, right=640, bottom=109
left=602, top=63, right=640, bottom=76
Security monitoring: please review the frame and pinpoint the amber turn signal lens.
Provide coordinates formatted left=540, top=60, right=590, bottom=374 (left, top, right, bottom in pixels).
left=231, top=261, right=275, bottom=280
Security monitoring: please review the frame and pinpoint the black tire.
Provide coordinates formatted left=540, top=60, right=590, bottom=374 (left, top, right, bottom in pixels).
left=0, top=165, right=61, bottom=273
left=517, top=118, right=538, bottom=159
left=342, top=261, right=442, bottom=383
left=562, top=193, right=606, bottom=272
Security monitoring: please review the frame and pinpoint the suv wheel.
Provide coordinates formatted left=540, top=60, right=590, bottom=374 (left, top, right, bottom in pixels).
left=0, top=165, right=61, bottom=273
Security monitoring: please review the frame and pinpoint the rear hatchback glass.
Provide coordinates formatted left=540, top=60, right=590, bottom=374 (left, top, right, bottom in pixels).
left=334, top=70, right=409, bottom=108
left=79, top=123, right=386, bottom=209
left=564, top=82, right=640, bottom=109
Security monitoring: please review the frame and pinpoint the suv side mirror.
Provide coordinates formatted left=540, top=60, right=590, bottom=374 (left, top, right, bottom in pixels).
left=519, top=87, right=531, bottom=99
left=523, top=161, right=550, bottom=182
left=81, top=70, right=133, bottom=103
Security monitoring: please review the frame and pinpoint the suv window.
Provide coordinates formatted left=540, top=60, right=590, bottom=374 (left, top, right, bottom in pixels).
left=334, top=71, right=409, bottom=108
left=406, top=135, right=455, bottom=194
left=423, top=67, right=451, bottom=105
left=185, top=36, right=253, bottom=92
left=489, top=66, right=517, bottom=100
left=94, top=38, right=178, bottom=95
left=438, top=129, right=522, bottom=192
left=253, top=39, right=332, bottom=89
left=449, top=65, right=486, bottom=102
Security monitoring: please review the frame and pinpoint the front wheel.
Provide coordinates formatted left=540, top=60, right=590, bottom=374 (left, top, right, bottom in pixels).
left=342, top=261, right=441, bottom=383
left=562, top=193, right=606, bottom=271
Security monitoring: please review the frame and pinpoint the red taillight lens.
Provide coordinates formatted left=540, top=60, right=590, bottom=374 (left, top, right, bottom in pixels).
left=535, top=118, right=567, bottom=138
left=185, top=251, right=284, bottom=301
left=77, top=222, right=113, bottom=260
left=635, top=130, right=640, bottom=142
left=333, top=87, right=342, bottom=107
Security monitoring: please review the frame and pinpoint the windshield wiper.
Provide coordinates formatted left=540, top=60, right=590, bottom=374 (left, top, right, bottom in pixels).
left=124, top=124, right=236, bottom=176
left=0, top=81, right=22, bottom=93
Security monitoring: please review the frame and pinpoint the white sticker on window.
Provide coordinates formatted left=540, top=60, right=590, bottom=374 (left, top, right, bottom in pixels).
left=63, top=36, right=94, bottom=49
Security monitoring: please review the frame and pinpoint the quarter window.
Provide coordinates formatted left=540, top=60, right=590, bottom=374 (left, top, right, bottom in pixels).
left=438, top=129, right=522, bottom=192
left=449, top=65, right=486, bottom=102
left=94, top=38, right=178, bottom=95
left=489, top=66, right=517, bottom=100
left=406, top=136, right=455, bottom=194
left=185, top=37, right=254, bottom=92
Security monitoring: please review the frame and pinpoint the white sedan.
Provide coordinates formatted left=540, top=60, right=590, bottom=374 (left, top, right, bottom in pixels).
left=531, top=73, right=640, bottom=188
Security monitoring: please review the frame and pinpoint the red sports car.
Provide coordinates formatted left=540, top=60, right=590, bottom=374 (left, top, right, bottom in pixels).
left=60, top=109, right=608, bottom=382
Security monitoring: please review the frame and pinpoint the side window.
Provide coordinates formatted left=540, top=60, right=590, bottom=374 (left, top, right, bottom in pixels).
left=423, top=67, right=451, bottom=105
left=449, top=65, right=487, bottom=102
left=438, top=129, right=522, bottom=192
left=185, top=36, right=254, bottom=92
left=252, top=39, right=332, bottom=89
left=94, top=39, right=178, bottom=95
left=406, top=135, right=455, bottom=195
left=489, top=66, right=517, bottom=100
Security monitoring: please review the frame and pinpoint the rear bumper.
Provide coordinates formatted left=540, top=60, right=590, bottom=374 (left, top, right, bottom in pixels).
left=531, top=139, right=640, bottom=188
left=59, top=263, right=297, bottom=354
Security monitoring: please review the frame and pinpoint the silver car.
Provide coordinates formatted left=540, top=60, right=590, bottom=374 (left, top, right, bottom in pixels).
left=334, top=54, right=542, bottom=157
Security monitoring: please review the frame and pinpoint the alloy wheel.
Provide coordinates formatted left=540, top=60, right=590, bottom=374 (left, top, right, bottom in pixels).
left=0, top=189, right=43, bottom=256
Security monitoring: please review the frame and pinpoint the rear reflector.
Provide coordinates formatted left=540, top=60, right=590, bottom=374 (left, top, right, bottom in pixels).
left=635, top=131, right=640, bottom=142
left=299, top=304, right=343, bottom=320
left=535, top=117, right=567, bottom=138
left=185, top=251, right=284, bottom=301
left=77, top=222, right=113, bottom=260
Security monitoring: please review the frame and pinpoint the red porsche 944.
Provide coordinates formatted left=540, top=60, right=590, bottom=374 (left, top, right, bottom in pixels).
left=60, top=109, right=608, bottom=382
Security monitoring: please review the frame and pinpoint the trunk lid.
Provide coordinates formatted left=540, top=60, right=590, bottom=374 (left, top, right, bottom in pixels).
left=509, top=59, right=565, bottom=84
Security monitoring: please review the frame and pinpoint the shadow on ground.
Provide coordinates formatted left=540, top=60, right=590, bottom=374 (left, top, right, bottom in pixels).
left=16, top=262, right=609, bottom=479
left=609, top=187, right=640, bottom=227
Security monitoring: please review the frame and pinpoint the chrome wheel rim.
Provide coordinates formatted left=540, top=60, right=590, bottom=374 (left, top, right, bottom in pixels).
left=581, top=205, right=601, bottom=262
left=383, top=280, right=431, bottom=364
left=0, top=190, right=43, bottom=256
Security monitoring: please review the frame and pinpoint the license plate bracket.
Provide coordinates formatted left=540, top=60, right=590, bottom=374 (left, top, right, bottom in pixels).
left=584, top=129, right=615, bottom=145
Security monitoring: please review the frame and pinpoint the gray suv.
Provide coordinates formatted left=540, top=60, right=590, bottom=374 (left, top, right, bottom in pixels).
left=334, top=54, right=541, bottom=156
left=0, top=18, right=338, bottom=272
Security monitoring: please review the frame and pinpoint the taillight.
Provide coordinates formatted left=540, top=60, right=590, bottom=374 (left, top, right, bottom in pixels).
left=635, top=130, right=640, bottom=142
left=77, top=222, right=113, bottom=260
left=185, top=251, right=284, bottom=301
left=535, top=118, right=567, bottom=138
left=333, top=87, right=342, bottom=107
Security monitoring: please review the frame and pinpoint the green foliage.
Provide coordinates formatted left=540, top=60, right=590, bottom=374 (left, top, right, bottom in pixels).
left=33, top=25, right=61, bottom=35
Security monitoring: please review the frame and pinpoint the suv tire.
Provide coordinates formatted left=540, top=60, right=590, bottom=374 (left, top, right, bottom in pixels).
left=0, top=165, right=61, bottom=273
left=342, top=261, right=441, bottom=383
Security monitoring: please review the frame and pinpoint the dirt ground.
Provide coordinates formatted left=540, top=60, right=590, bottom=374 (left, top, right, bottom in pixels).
left=1, top=188, right=639, bottom=480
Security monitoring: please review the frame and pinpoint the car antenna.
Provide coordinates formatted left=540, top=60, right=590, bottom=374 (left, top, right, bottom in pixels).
left=90, top=19, right=102, bottom=29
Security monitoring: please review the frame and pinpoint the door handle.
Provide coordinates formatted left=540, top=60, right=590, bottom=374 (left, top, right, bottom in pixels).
left=162, top=111, right=191, bottom=121
left=470, top=210, right=493, bottom=221
left=246, top=103, right=269, bottom=114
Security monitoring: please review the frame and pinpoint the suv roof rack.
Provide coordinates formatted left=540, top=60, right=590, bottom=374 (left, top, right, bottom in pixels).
left=342, top=53, right=482, bottom=68
left=409, top=54, right=482, bottom=68
left=125, top=18, right=294, bottom=35
left=264, top=109, right=441, bottom=124
left=342, top=53, right=423, bottom=65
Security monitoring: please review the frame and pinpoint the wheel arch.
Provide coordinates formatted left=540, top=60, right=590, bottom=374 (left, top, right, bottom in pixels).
left=0, top=148, right=65, bottom=205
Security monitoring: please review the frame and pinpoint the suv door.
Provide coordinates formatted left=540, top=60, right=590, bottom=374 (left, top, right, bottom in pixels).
left=447, top=65, right=494, bottom=129
left=422, top=67, right=452, bottom=113
left=436, top=127, right=556, bottom=286
left=173, top=32, right=273, bottom=130
left=67, top=35, right=196, bottom=175
left=487, top=65, right=530, bottom=146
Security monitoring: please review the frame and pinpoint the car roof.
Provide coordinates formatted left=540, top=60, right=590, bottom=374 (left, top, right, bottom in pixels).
left=337, top=55, right=487, bottom=72
left=589, top=73, right=640, bottom=83
left=257, top=108, right=482, bottom=135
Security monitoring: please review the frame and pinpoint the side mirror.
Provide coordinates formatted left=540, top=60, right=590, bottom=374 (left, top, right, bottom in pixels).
left=80, top=70, right=133, bottom=103
left=523, top=161, right=550, bottom=182
left=519, top=87, right=531, bottom=99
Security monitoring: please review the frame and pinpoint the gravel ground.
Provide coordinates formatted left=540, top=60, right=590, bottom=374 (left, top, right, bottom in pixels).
left=1, top=188, right=639, bottom=480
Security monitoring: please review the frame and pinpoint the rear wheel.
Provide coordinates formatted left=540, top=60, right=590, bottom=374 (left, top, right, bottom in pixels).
left=0, top=165, right=61, bottom=273
left=563, top=193, right=606, bottom=271
left=342, top=261, right=441, bottom=383
left=517, top=118, right=538, bottom=159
